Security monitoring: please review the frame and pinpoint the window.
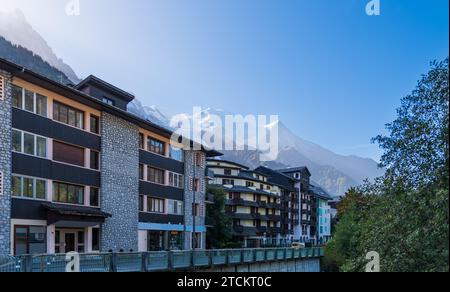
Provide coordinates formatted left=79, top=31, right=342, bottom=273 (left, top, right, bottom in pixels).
left=53, top=101, right=84, bottom=129
left=139, top=164, right=144, bottom=180
left=224, top=169, right=232, bottom=175
left=102, top=97, right=115, bottom=106
left=246, top=181, right=255, bottom=187
left=90, top=150, right=100, bottom=170
left=12, top=85, right=23, bottom=108
left=194, top=179, right=200, bottom=192
left=24, top=133, right=34, bottom=155
left=14, top=226, right=46, bottom=256
left=195, top=152, right=204, bottom=167
left=77, top=231, right=85, bottom=253
left=169, top=172, right=184, bottom=188
left=90, top=187, right=100, bottom=207
left=169, top=146, right=183, bottom=161
left=12, top=175, right=46, bottom=200
left=147, top=167, right=164, bottom=184
left=148, top=137, right=165, bottom=155
left=192, top=203, right=201, bottom=217
left=147, top=197, right=165, bottom=213
left=24, top=89, right=34, bottom=112
left=223, top=179, right=234, bottom=185
left=90, top=115, right=100, bottom=134
left=53, top=141, right=85, bottom=167
left=36, top=94, right=47, bottom=117
left=92, top=228, right=100, bottom=251
left=11, top=85, right=47, bottom=117
left=191, top=232, right=201, bottom=249
left=53, top=182, right=84, bottom=205
left=139, top=133, right=145, bottom=149
left=139, top=195, right=144, bottom=211
left=168, top=200, right=183, bottom=215
left=12, top=130, right=47, bottom=158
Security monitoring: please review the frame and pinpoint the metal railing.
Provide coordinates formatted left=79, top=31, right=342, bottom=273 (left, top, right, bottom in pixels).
left=0, top=247, right=324, bottom=273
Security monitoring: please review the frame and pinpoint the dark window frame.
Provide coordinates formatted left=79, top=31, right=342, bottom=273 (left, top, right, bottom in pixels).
left=147, top=137, right=165, bottom=156
left=13, top=225, right=46, bottom=256
left=53, top=181, right=85, bottom=205
left=89, top=115, right=100, bottom=134
left=53, top=101, right=85, bottom=130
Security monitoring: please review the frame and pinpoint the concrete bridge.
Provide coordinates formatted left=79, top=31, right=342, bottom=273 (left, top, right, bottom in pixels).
left=0, top=247, right=324, bottom=272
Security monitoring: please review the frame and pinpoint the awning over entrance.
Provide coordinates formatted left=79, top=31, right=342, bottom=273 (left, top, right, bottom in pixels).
left=42, top=202, right=111, bottom=227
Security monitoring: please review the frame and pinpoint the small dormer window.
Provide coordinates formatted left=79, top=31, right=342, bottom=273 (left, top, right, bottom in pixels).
left=102, top=97, right=115, bottom=106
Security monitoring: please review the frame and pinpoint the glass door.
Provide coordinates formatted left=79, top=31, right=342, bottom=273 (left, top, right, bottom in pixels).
left=64, top=232, right=76, bottom=253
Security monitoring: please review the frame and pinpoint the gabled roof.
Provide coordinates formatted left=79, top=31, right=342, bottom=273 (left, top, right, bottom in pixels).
left=75, top=75, right=135, bottom=102
left=206, top=158, right=250, bottom=170
left=277, top=166, right=311, bottom=177
left=255, top=166, right=298, bottom=192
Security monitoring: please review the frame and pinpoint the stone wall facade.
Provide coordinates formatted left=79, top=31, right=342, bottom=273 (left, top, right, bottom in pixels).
left=183, top=151, right=207, bottom=250
left=0, top=70, right=12, bottom=255
left=100, top=112, right=139, bottom=252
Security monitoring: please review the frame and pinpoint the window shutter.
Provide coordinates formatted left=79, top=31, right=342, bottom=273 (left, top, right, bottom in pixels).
left=201, top=153, right=205, bottom=168
left=0, top=75, right=4, bottom=101
left=200, top=204, right=205, bottom=217
left=201, top=179, right=206, bottom=193
left=0, top=171, right=3, bottom=196
left=189, top=176, right=193, bottom=191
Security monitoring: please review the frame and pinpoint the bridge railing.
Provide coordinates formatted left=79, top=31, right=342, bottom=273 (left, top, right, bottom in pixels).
left=0, top=247, right=324, bottom=273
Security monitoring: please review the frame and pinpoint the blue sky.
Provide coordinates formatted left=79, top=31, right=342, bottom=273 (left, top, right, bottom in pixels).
left=1, top=0, right=448, bottom=161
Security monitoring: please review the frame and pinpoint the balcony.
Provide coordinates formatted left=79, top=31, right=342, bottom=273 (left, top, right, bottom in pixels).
left=232, top=226, right=258, bottom=237
left=267, top=215, right=281, bottom=221
left=226, top=199, right=259, bottom=208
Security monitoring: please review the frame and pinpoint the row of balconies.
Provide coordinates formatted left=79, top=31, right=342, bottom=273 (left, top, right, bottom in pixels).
left=226, top=198, right=281, bottom=210
left=232, top=225, right=282, bottom=235
left=225, top=212, right=281, bottom=222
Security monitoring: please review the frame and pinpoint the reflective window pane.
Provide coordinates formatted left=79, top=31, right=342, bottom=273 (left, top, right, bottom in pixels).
left=12, top=85, right=23, bottom=108
left=36, top=136, right=47, bottom=158
left=23, top=178, right=34, bottom=198
left=12, top=130, right=22, bottom=152
left=12, top=176, right=22, bottom=197
left=36, top=94, right=47, bottom=117
left=35, top=180, right=46, bottom=200
left=24, top=90, right=34, bottom=112
left=23, top=133, right=35, bottom=155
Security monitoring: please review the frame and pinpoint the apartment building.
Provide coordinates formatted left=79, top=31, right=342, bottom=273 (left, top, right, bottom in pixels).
left=206, top=160, right=283, bottom=248
left=0, top=58, right=219, bottom=256
left=254, top=166, right=300, bottom=245
left=276, top=167, right=314, bottom=244
left=309, top=184, right=332, bottom=245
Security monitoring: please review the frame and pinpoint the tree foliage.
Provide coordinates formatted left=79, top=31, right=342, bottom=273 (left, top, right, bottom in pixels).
left=325, top=58, right=449, bottom=272
left=205, top=186, right=235, bottom=249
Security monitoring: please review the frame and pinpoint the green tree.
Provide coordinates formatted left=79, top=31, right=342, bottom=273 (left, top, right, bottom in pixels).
left=325, top=58, right=449, bottom=272
left=205, top=186, right=234, bottom=249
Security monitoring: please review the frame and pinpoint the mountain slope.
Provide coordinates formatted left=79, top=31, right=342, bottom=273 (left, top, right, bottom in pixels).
left=0, top=9, right=80, bottom=84
left=165, top=107, right=383, bottom=196
left=0, top=36, right=74, bottom=85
